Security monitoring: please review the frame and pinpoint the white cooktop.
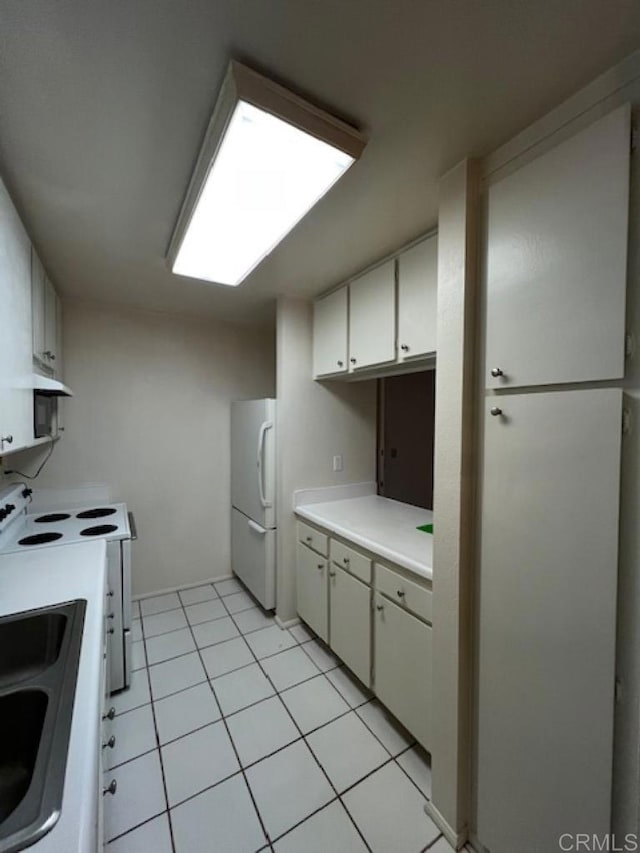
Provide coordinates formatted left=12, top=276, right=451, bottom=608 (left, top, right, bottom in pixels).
left=0, top=502, right=130, bottom=554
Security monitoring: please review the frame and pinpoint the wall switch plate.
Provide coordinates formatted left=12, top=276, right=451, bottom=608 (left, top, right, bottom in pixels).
left=333, top=454, right=343, bottom=472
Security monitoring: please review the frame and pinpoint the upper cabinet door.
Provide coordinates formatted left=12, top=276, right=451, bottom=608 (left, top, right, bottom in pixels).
left=44, top=277, right=58, bottom=364
left=397, top=235, right=437, bottom=360
left=485, top=104, right=630, bottom=389
left=349, top=260, right=396, bottom=370
left=31, top=249, right=46, bottom=363
left=313, top=286, right=348, bottom=378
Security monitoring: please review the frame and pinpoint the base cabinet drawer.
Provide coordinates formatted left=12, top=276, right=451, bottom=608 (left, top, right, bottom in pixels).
left=296, top=542, right=328, bottom=642
left=375, top=563, right=432, bottom=623
left=297, top=521, right=329, bottom=557
left=331, top=539, right=372, bottom=584
left=329, top=565, right=371, bottom=687
left=374, top=592, right=431, bottom=750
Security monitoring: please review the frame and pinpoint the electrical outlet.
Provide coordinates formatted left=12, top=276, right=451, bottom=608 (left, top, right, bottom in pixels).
left=333, top=454, right=343, bottom=472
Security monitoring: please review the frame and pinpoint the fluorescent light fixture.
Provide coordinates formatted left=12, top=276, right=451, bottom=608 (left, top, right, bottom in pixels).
left=167, top=62, right=366, bottom=287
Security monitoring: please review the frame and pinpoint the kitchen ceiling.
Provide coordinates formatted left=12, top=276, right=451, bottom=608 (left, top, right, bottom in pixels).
left=0, top=0, right=637, bottom=324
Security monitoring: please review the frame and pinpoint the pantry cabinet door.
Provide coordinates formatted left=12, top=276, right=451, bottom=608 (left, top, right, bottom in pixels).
left=296, top=542, right=328, bottom=642
left=313, top=287, right=348, bottom=377
left=397, top=235, right=437, bottom=360
left=329, top=565, right=371, bottom=687
left=0, top=180, right=34, bottom=452
left=485, top=104, right=630, bottom=389
left=373, top=593, right=431, bottom=750
left=476, top=388, right=622, bottom=853
left=349, top=260, right=396, bottom=370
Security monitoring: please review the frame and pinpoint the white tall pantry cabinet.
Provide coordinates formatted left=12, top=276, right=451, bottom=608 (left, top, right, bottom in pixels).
left=476, top=105, right=630, bottom=853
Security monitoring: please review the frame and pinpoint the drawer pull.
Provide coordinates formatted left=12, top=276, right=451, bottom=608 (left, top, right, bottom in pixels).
left=329, top=570, right=336, bottom=577
left=102, top=735, right=116, bottom=749
left=317, top=563, right=324, bottom=570
left=343, top=557, right=350, bottom=564
left=107, top=612, right=115, bottom=619
left=376, top=604, right=384, bottom=611
left=306, top=536, right=312, bottom=543
left=396, top=590, right=405, bottom=599
left=103, top=780, right=117, bottom=796
left=107, top=627, right=115, bottom=635
left=107, top=590, right=114, bottom=597
left=103, top=707, right=116, bottom=721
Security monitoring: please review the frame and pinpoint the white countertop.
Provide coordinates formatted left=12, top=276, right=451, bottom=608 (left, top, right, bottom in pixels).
left=0, top=539, right=107, bottom=853
left=295, top=495, right=433, bottom=580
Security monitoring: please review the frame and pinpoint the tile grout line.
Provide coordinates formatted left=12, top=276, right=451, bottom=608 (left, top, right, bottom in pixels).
left=221, top=594, right=374, bottom=853
left=176, top=584, right=275, bottom=851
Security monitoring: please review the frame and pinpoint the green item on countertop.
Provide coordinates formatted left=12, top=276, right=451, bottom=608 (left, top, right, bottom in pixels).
left=417, top=523, right=433, bottom=534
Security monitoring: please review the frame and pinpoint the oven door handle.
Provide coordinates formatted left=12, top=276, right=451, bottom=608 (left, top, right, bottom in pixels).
left=127, top=511, right=138, bottom=541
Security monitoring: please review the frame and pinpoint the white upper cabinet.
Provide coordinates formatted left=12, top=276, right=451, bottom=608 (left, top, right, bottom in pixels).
left=397, top=234, right=437, bottom=360
left=485, top=104, right=630, bottom=389
left=313, top=286, right=348, bottom=378
left=349, top=259, right=396, bottom=371
left=31, top=248, right=61, bottom=375
left=0, top=180, right=35, bottom=452
left=31, top=249, right=46, bottom=364
left=44, top=277, right=59, bottom=366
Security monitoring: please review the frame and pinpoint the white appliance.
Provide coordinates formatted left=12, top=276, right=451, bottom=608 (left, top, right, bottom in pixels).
left=0, top=484, right=136, bottom=693
left=231, top=398, right=276, bottom=609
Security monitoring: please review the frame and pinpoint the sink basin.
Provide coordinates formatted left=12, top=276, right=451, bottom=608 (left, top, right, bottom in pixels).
left=0, top=691, right=48, bottom=823
left=0, top=600, right=86, bottom=853
left=0, top=613, right=66, bottom=689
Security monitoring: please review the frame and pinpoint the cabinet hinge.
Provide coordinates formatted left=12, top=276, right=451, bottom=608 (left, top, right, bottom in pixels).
left=622, top=408, right=632, bottom=436
left=632, top=124, right=639, bottom=152
left=625, top=332, right=635, bottom=359
left=615, top=678, right=623, bottom=703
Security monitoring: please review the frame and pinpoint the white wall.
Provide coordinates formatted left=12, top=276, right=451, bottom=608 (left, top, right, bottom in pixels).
left=4, top=299, right=275, bottom=596
left=275, top=297, right=377, bottom=621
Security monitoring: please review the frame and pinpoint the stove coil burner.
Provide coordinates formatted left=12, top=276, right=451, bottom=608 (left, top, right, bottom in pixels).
left=34, top=513, right=71, bottom=523
left=19, top=532, right=64, bottom=546
left=80, top=524, right=118, bottom=537
left=76, top=508, right=117, bottom=520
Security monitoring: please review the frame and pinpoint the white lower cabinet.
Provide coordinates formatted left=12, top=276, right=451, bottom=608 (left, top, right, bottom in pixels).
left=373, top=591, right=431, bottom=751
left=296, top=541, right=328, bottom=642
left=329, top=565, right=371, bottom=687
left=296, top=524, right=432, bottom=751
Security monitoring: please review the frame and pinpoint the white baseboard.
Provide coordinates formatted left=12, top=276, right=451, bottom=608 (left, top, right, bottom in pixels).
left=133, top=574, right=233, bottom=600
left=424, top=800, right=468, bottom=850
left=275, top=614, right=300, bottom=629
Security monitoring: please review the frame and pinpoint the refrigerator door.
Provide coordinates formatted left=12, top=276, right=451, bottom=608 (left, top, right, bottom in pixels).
left=231, top=398, right=277, bottom=529
left=231, top=507, right=276, bottom=610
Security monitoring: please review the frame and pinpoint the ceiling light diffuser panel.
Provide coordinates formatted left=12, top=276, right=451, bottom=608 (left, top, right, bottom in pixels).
left=167, top=62, right=366, bottom=287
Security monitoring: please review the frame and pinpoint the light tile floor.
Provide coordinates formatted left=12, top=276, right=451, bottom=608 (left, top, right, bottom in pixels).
left=105, top=578, right=472, bottom=852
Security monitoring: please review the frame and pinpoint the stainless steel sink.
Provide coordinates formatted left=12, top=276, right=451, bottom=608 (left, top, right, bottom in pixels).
left=0, top=601, right=86, bottom=853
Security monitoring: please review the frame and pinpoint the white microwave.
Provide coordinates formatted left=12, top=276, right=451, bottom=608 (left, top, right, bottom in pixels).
left=34, top=392, right=57, bottom=438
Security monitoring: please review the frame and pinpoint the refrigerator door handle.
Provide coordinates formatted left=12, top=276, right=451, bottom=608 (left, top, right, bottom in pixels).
left=248, top=519, right=267, bottom=535
left=257, top=420, right=273, bottom=509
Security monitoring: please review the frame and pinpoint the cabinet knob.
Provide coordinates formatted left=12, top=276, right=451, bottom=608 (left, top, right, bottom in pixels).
left=400, top=344, right=409, bottom=352
left=317, top=563, right=324, bottom=571
left=107, top=590, right=114, bottom=597
left=343, top=557, right=350, bottom=564
left=396, top=589, right=405, bottom=598
left=490, top=367, right=503, bottom=377
left=102, top=735, right=116, bottom=749
left=103, top=779, right=117, bottom=796
left=107, top=612, right=115, bottom=619
left=376, top=604, right=384, bottom=611
left=490, top=407, right=503, bottom=417
left=103, top=707, right=116, bottom=721
left=305, top=536, right=312, bottom=543
left=329, top=570, right=336, bottom=577
left=337, top=360, right=344, bottom=367
left=107, top=627, right=115, bottom=634
left=350, top=357, right=356, bottom=364
left=1, top=435, right=14, bottom=446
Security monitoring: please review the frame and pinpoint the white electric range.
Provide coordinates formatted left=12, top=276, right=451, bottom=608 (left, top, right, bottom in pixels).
left=0, top=483, right=137, bottom=693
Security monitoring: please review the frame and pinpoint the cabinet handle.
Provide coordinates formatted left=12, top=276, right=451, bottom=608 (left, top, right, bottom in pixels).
left=376, top=604, right=384, bottom=611
left=317, top=563, right=324, bottom=571
left=1, top=435, right=14, bottom=446
left=490, top=367, right=503, bottom=377
left=102, top=735, right=116, bottom=749
left=103, top=707, right=116, bottom=721
left=103, top=780, right=117, bottom=796
left=337, top=360, right=344, bottom=367
left=490, top=407, right=503, bottom=417
left=400, top=344, right=409, bottom=352
left=396, top=589, right=405, bottom=599
left=329, top=570, right=336, bottom=577
left=350, top=357, right=356, bottom=364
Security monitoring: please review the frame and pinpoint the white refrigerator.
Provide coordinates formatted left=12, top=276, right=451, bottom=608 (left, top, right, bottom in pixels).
left=230, top=398, right=277, bottom=610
